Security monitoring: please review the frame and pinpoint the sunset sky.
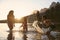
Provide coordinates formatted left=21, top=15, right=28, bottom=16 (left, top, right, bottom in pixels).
left=0, top=0, right=60, bottom=20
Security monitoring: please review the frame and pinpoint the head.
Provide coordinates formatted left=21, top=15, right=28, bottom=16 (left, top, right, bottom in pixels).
left=43, top=19, right=51, bottom=27
left=9, top=10, right=14, bottom=15
left=42, top=15, right=47, bottom=21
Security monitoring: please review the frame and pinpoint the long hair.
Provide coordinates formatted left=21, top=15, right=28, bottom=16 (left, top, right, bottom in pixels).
left=36, top=11, right=40, bottom=21
left=8, top=10, right=14, bottom=15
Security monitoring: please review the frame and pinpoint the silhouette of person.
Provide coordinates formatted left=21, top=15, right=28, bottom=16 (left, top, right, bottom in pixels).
left=22, top=16, right=27, bottom=32
left=7, top=10, right=15, bottom=31
left=7, top=31, right=15, bottom=40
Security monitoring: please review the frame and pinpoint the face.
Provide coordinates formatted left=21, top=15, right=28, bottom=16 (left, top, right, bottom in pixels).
left=43, top=19, right=51, bottom=26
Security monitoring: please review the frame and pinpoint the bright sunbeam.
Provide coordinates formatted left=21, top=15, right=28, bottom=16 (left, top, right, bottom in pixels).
left=0, top=0, right=59, bottom=20
left=0, top=0, right=34, bottom=20
left=14, top=10, right=32, bottom=19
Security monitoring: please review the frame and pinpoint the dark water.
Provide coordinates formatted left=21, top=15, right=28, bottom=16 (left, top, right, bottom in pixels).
left=0, top=23, right=41, bottom=40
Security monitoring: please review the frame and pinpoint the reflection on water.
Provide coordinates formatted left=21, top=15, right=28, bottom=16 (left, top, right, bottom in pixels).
left=0, top=23, right=41, bottom=40
left=23, top=33, right=27, bottom=40
left=7, top=31, right=15, bottom=40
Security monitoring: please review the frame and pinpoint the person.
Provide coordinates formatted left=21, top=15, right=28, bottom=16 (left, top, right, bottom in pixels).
left=7, top=10, right=15, bottom=31
left=41, top=19, right=55, bottom=40
left=33, top=19, right=55, bottom=40
left=22, top=16, right=27, bottom=32
left=33, top=12, right=55, bottom=40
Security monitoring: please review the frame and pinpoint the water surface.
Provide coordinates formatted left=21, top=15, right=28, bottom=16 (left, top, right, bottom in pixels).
left=0, top=23, right=41, bottom=40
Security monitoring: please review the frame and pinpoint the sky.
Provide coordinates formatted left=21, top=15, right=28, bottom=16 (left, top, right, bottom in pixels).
left=0, top=0, right=60, bottom=20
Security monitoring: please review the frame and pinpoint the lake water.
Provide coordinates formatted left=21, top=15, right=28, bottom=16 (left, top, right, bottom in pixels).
left=0, top=23, right=41, bottom=40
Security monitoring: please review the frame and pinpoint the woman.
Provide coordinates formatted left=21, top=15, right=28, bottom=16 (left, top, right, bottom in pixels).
left=22, top=16, right=27, bottom=32
left=7, top=10, right=15, bottom=31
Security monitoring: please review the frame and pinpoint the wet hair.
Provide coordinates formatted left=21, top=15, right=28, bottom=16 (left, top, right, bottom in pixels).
left=36, top=11, right=40, bottom=21
left=42, top=15, right=47, bottom=20
left=9, top=10, right=14, bottom=15
left=36, top=11, right=40, bottom=17
left=43, top=19, right=51, bottom=23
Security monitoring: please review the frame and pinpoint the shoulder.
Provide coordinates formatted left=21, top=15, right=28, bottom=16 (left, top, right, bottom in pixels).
left=50, top=24, right=55, bottom=28
left=50, top=24, right=56, bottom=30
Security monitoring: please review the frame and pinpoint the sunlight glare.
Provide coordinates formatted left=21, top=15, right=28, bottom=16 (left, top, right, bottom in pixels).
left=14, top=10, right=33, bottom=19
